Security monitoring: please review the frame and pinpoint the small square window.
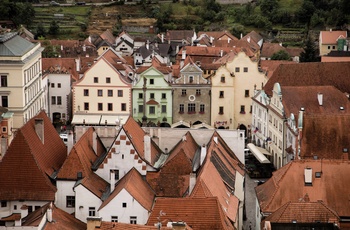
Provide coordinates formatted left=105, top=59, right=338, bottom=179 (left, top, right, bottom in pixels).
left=150, top=93, right=154, bottom=99
left=150, top=79, right=154, bottom=84
left=219, top=91, right=224, bottom=98
left=139, top=93, right=143, bottom=99
left=98, top=90, right=103, bottom=96
left=196, top=89, right=201, bottom=95
left=66, top=196, right=75, bottom=208
left=122, top=203, right=127, bottom=208
left=221, top=76, right=225, bottom=83
left=138, top=105, right=143, bottom=113
left=94, top=77, right=98, bottom=83
left=121, top=103, right=126, bottom=111
left=89, top=207, right=96, bottom=216
left=130, top=216, right=137, bottom=224
left=106, top=77, right=111, bottom=83
left=98, top=103, right=103, bottom=111
left=149, top=106, right=155, bottom=114
left=1, top=201, right=6, bottom=208
left=235, top=67, right=240, bottom=72
left=181, top=89, right=186, bottom=96
left=84, top=89, right=89, bottom=96
left=57, top=83, right=61, bottom=88
left=245, top=90, right=249, bottom=97
left=13, top=205, right=17, bottom=210
left=2, top=127, right=6, bottom=133
left=244, top=67, right=248, bottom=72
left=162, top=93, right=166, bottom=99
left=118, top=90, right=123, bottom=97
left=161, top=105, right=166, bottom=113
left=51, top=83, right=55, bottom=88
left=111, top=216, right=118, bottom=222
left=108, top=103, right=113, bottom=111
left=108, top=90, right=113, bottom=97
left=84, top=102, right=89, bottom=111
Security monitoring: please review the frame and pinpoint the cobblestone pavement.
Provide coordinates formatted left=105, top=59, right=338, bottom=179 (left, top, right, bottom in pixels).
left=243, top=174, right=258, bottom=230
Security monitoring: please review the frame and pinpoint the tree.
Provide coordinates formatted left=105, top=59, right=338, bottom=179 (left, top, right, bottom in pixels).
left=271, top=50, right=291, bottom=60
left=299, top=36, right=319, bottom=62
left=49, top=20, right=59, bottom=36
left=35, top=22, right=46, bottom=39
left=296, top=0, right=315, bottom=24
left=259, top=0, right=278, bottom=22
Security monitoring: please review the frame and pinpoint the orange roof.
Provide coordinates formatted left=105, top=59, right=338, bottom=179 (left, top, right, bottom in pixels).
left=57, top=127, right=106, bottom=180
left=261, top=43, right=286, bottom=58
left=42, top=58, right=79, bottom=81
left=264, top=62, right=350, bottom=96
left=22, top=203, right=86, bottom=229
left=123, top=117, right=161, bottom=165
left=255, top=159, right=350, bottom=217
left=100, top=29, right=115, bottom=45
left=320, top=30, right=347, bottom=44
left=0, top=111, right=67, bottom=201
left=95, top=221, right=173, bottom=230
left=321, top=56, right=350, bottom=62
left=99, top=168, right=155, bottom=211
left=78, top=172, right=109, bottom=199
left=259, top=60, right=293, bottom=79
left=197, top=31, right=238, bottom=41
left=147, top=197, right=235, bottom=230
left=263, top=199, right=339, bottom=225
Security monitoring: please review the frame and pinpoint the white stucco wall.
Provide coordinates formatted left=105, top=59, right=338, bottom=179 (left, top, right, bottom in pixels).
left=74, top=185, right=102, bottom=223
left=98, top=188, right=149, bottom=225
left=55, top=180, right=76, bottom=214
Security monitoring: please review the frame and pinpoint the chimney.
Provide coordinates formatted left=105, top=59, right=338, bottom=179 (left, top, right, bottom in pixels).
left=182, top=135, right=187, bottom=141
left=110, top=169, right=115, bottom=191
left=144, top=134, right=151, bottom=164
left=83, top=44, right=86, bottom=52
left=1, top=136, right=7, bottom=158
left=189, top=173, right=196, bottom=194
left=220, top=49, right=223, bottom=57
left=304, top=167, right=312, bottom=186
left=161, top=33, right=164, bottom=43
left=35, top=118, right=44, bottom=143
left=93, top=131, right=97, bottom=154
left=200, top=144, right=207, bottom=165
left=75, top=58, right=81, bottom=72
left=146, top=40, right=149, bottom=50
left=228, top=38, right=231, bottom=43
left=181, top=48, right=186, bottom=60
left=47, top=203, right=53, bottom=222
left=240, top=33, right=243, bottom=39
left=61, top=45, right=63, bottom=51
left=20, top=205, right=28, bottom=220
left=171, top=221, right=187, bottom=230
left=298, top=110, right=303, bottom=129
left=67, top=131, right=73, bottom=155
left=317, top=92, right=323, bottom=106
left=247, top=36, right=251, bottom=43
left=210, top=36, right=214, bottom=44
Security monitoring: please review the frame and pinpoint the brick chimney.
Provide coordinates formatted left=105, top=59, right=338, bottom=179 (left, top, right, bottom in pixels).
left=35, top=118, right=44, bottom=143
left=144, top=134, right=151, bottom=164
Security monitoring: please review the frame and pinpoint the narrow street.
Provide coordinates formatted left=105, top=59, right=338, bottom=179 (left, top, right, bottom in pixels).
left=243, top=174, right=259, bottom=230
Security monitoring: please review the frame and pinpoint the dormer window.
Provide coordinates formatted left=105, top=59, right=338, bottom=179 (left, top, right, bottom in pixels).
left=221, top=76, right=225, bottom=83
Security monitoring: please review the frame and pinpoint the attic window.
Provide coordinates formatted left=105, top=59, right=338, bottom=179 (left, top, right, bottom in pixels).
left=315, top=172, right=322, bottom=178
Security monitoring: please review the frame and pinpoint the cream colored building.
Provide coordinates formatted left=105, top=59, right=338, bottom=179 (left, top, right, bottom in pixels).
left=0, top=32, right=45, bottom=130
left=72, top=49, right=132, bottom=127
left=211, top=51, right=267, bottom=135
left=319, top=30, right=347, bottom=56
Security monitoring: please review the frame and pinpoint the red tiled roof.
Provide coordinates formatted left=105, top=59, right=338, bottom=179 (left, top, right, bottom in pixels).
left=147, top=197, right=235, bottom=230
left=1, top=213, right=21, bottom=221
left=320, top=30, right=347, bottom=44
left=255, top=160, right=350, bottom=217
left=99, top=168, right=155, bottom=211
left=263, top=200, right=339, bottom=225
left=0, top=111, right=67, bottom=201
left=22, top=203, right=86, bottom=230
left=264, top=62, right=350, bottom=96
left=261, top=43, right=286, bottom=58
left=100, top=29, right=115, bottom=45
left=95, top=221, right=173, bottom=230
left=259, top=60, right=293, bottom=79
left=197, top=31, right=238, bottom=41
left=57, top=127, right=106, bottom=180
left=79, top=172, right=109, bottom=199
left=42, top=58, right=79, bottom=81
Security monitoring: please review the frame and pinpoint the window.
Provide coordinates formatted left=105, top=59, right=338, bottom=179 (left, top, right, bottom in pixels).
left=328, top=45, right=330, bottom=49
left=130, top=216, right=137, bottom=224
left=1, top=96, right=8, bottom=107
left=200, top=104, right=205, bottom=113
left=181, top=89, right=186, bottom=96
left=139, top=93, right=143, bottom=99
left=179, top=104, right=184, bottom=113
left=66, top=196, right=75, bottom=208
left=84, top=102, right=89, bottom=111
left=84, top=89, right=89, bottom=96
left=138, top=105, right=143, bottom=113
left=196, top=89, right=201, bottom=95
left=35, top=206, right=40, bottom=210
left=98, top=103, right=103, bottom=111
left=122, top=203, right=127, bottom=208
left=150, top=79, right=154, bottom=85
left=111, top=216, right=118, bottom=222
left=162, top=93, right=166, bottom=99
left=235, top=67, right=240, bottom=72
left=108, top=90, right=113, bottom=97
left=1, top=201, right=6, bottom=207
left=108, top=103, right=113, bottom=111
left=94, top=77, right=98, bottom=83
left=219, top=91, right=224, bottom=98
left=121, top=103, right=126, bottom=111
left=240, top=105, right=245, bottom=114
left=51, top=83, right=55, bottom=88
left=89, top=207, right=96, bottom=217
left=244, top=67, right=248, bottom=72
left=57, top=96, right=62, bottom=105
left=189, top=76, right=194, bottom=83
left=188, top=103, right=196, bottom=113
left=106, top=77, right=111, bottom=83
left=51, top=96, right=56, bottom=105
left=332, top=46, right=335, bottom=49
left=161, top=105, right=166, bottom=113
left=98, top=90, right=103, bottom=96
left=149, top=106, right=155, bottom=114
left=118, top=90, right=123, bottom=97
left=57, top=83, right=61, bottom=88
left=150, top=93, right=155, bottom=99
left=221, top=76, right=225, bottom=83
left=13, top=205, right=17, bottom=210
left=0, top=75, right=7, bottom=87
left=245, top=90, right=249, bottom=97
left=28, top=206, right=33, bottom=213
left=219, top=106, right=224, bottom=114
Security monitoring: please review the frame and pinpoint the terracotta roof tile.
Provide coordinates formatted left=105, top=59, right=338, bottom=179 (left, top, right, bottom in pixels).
left=95, top=221, right=172, bottom=230
left=99, top=168, right=155, bottom=211
left=259, top=60, right=293, bottom=79
left=147, top=197, right=235, bottom=230
left=320, top=30, right=347, bottom=44
left=42, top=58, right=79, bottom=81
left=79, top=172, right=109, bottom=199
left=100, top=29, right=115, bottom=45
left=255, top=160, right=350, bottom=217
left=0, top=111, right=67, bottom=201
left=57, top=127, right=106, bottom=180
left=264, top=62, right=350, bottom=96
left=263, top=200, right=340, bottom=225
left=261, top=43, right=286, bottom=58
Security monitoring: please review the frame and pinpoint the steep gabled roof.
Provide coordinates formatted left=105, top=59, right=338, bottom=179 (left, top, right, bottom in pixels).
left=0, top=111, right=67, bottom=201
left=0, top=32, right=36, bottom=56
left=99, top=168, right=155, bottom=211
left=57, top=127, right=106, bottom=180
left=255, top=160, right=350, bottom=217
left=320, top=30, right=347, bottom=44
left=100, top=29, right=115, bottom=45
left=22, top=203, right=86, bottom=230
left=147, top=197, right=235, bottom=230
left=259, top=60, right=293, bottom=79
left=42, top=58, right=79, bottom=81
left=264, top=62, right=350, bottom=96
left=261, top=43, right=286, bottom=58
left=77, top=172, right=109, bottom=199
